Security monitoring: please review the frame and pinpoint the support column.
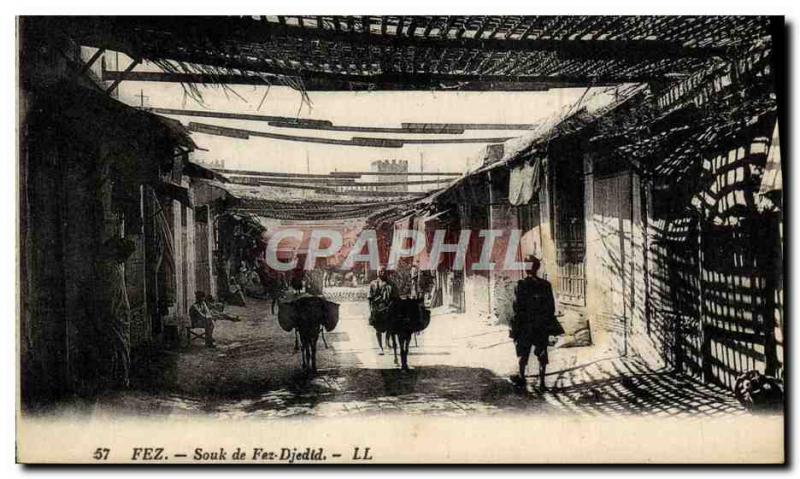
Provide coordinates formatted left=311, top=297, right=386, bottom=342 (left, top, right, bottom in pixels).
left=172, top=200, right=184, bottom=320
left=207, top=210, right=216, bottom=298
left=538, top=157, right=557, bottom=284
left=185, top=206, right=196, bottom=313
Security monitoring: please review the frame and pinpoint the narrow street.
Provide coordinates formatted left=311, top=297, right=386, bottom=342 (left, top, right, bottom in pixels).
left=62, top=296, right=746, bottom=419
left=16, top=16, right=784, bottom=465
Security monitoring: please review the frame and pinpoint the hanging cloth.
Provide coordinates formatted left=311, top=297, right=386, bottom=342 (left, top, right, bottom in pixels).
left=508, top=157, right=543, bottom=206
left=759, top=120, right=782, bottom=197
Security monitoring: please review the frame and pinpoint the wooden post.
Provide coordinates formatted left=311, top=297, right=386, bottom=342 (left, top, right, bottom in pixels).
left=762, top=213, right=779, bottom=377
left=207, top=209, right=216, bottom=298
left=487, top=171, right=493, bottom=318
left=173, top=200, right=184, bottom=319
left=641, top=179, right=653, bottom=337
left=538, top=157, right=557, bottom=284
left=617, top=173, right=628, bottom=357
left=186, top=205, right=196, bottom=312
left=140, top=184, right=148, bottom=340
left=582, top=152, right=595, bottom=339
left=696, top=209, right=710, bottom=383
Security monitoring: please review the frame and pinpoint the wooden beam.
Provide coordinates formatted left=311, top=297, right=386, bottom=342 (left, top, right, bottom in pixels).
left=432, top=49, right=449, bottom=74
left=407, top=17, right=418, bottom=37
left=455, top=16, right=469, bottom=39
left=105, top=68, right=615, bottom=90
left=517, top=18, right=538, bottom=40
left=147, top=107, right=332, bottom=126
left=188, top=122, right=250, bottom=139
left=346, top=178, right=455, bottom=186
left=226, top=175, right=357, bottom=184
left=504, top=17, right=525, bottom=40
left=482, top=51, right=513, bottom=76
left=487, top=17, right=504, bottom=39
left=441, top=16, right=456, bottom=38
left=422, top=16, right=436, bottom=37
left=188, top=122, right=515, bottom=147
left=215, top=169, right=361, bottom=178
left=227, top=176, right=455, bottom=187
left=237, top=179, right=336, bottom=191
left=315, top=189, right=432, bottom=198
left=266, top=121, right=465, bottom=134
left=105, top=57, right=139, bottom=94
left=150, top=107, right=534, bottom=131
left=401, top=122, right=535, bottom=130
left=63, top=16, right=737, bottom=70
left=473, top=16, right=491, bottom=39
left=447, top=49, right=471, bottom=73
left=331, top=171, right=462, bottom=177
left=79, top=47, right=105, bottom=76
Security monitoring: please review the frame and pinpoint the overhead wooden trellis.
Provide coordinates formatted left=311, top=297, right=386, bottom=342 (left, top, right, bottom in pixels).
left=43, top=16, right=775, bottom=92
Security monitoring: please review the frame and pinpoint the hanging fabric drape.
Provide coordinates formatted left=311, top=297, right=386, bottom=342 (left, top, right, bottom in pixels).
left=759, top=120, right=782, bottom=202
left=508, top=156, right=543, bottom=206
left=154, top=198, right=175, bottom=267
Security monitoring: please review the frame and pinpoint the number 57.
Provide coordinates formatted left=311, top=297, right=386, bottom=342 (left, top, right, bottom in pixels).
left=93, top=448, right=110, bottom=460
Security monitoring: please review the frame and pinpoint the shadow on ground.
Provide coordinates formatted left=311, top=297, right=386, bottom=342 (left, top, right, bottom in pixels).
left=21, top=298, right=756, bottom=419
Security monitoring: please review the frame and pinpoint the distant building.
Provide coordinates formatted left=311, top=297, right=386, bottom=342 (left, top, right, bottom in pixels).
left=369, top=159, right=408, bottom=193
left=195, top=158, right=226, bottom=169
left=334, top=159, right=409, bottom=194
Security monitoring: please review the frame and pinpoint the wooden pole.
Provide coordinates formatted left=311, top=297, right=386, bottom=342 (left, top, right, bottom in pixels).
left=696, top=208, right=710, bottom=383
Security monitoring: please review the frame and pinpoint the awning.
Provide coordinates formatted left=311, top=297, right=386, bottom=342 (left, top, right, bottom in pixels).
left=153, top=181, right=193, bottom=207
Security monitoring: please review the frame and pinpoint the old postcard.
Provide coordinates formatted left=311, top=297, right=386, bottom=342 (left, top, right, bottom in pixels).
left=16, top=15, right=785, bottom=464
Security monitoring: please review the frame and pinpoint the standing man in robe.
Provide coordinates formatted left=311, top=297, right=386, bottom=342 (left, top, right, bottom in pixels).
left=510, top=257, right=564, bottom=391
left=368, top=267, right=398, bottom=355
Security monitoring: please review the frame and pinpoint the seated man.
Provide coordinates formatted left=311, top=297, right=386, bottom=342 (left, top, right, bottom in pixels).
left=189, top=291, right=216, bottom=348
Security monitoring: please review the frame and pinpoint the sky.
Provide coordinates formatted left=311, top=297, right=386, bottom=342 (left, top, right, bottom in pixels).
left=106, top=52, right=618, bottom=190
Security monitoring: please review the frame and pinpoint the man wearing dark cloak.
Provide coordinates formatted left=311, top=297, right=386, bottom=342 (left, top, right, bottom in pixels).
left=510, top=257, right=563, bottom=390
left=368, top=267, right=398, bottom=354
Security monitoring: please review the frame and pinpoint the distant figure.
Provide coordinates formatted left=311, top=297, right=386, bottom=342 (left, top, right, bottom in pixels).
left=226, top=266, right=247, bottom=306
left=266, top=271, right=288, bottom=315
left=510, top=257, right=564, bottom=390
left=343, top=271, right=355, bottom=288
left=408, top=264, right=421, bottom=299
left=368, top=267, right=398, bottom=354
left=287, top=277, right=304, bottom=298
left=189, top=291, right=216, bottom=348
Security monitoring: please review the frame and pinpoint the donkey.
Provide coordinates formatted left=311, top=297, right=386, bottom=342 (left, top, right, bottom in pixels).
left=292, top=296, right=328, bottom=373
left=386, top=299, right=431, bottom=371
